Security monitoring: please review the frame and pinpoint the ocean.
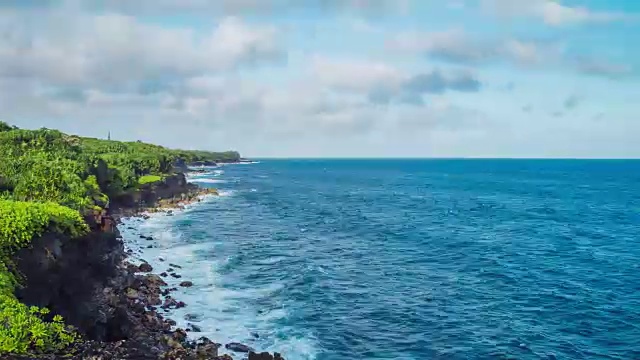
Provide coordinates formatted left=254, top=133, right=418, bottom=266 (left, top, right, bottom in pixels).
left=120, top=159, right=640, bottom=360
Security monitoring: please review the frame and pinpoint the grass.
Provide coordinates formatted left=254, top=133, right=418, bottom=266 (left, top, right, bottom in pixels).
left=137, top=175, right=163, bottom=185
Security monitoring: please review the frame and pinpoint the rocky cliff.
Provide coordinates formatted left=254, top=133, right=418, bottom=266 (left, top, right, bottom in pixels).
left=6, top=173, right=283, bottom=360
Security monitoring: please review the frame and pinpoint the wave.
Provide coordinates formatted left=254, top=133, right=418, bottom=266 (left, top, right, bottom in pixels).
left=119, top=166, right=317, bottom=359
left=220, top=161, right=261, bottom=166
left=119, top=204, right=317, bottom=359
left=189, top=178, right=227, bottom=184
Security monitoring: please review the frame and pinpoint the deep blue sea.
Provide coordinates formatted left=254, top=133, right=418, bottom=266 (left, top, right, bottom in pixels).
left=121, top=160, right=640, bottom=360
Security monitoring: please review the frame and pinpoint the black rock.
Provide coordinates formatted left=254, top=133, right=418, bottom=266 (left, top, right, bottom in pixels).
left=138, top=263, right=153, bottom=272
left=189, top=323, right=202, bottom=332
left=179, top=281, right=193, bottom=287
left=170, top=273, right=182, bottom=279
left=251, top=332, right=260, bottom=339
left=160, top=272, right=168, bottom=277
left=249, top=352, right=285, bottom=360
left=185, top=313, right=203, bottom=322
left=226, top=342, right=255, bottom=353
left=169, top=263, right=183, bottom=269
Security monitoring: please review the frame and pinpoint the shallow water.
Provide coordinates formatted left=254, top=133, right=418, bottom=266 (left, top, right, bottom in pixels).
left=122, top=159, right=640, bottom=359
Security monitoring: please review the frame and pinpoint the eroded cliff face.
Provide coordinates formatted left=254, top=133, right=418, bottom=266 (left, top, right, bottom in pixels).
left=7, top=173, right=282, bottom=360
left=111, top=173, right=196, bottom=212
left=7, top=177, right=222, bottom=359
left=13, top=230, right=128, bottom=341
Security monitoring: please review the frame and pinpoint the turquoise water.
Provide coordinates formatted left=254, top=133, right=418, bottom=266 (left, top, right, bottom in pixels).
left=123, top=160, right=640, bottom=359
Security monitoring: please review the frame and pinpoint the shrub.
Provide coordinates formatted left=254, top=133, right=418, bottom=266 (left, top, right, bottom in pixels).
left=0, top=122, right=238, bottom=355
left=0, top=294, right=77, bottom=354
left=0, top=200, right=85, bottom=355
left=138, top=175, right=163, bottom=185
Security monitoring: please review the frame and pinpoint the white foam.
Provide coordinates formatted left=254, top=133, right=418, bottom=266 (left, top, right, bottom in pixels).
left=190, top=178, right=227, bottom=184
left=118, top=170, right=317, bottom=360
left=218, top=190, right=236, bottom=197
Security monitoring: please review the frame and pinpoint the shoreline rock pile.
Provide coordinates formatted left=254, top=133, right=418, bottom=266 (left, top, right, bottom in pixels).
left=10, top=174, right=284, bottom=360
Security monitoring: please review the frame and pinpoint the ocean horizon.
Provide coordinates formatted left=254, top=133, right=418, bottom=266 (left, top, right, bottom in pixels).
left=122, top=159, right=640, bottom=359
left=247, top=158, right=640, bottom=161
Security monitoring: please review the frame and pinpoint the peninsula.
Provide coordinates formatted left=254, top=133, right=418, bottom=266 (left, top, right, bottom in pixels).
left=0, top=122, right=282, bottom=359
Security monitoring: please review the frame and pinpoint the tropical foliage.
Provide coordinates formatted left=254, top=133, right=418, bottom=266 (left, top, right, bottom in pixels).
left=0, top=121, right=238, bottom=355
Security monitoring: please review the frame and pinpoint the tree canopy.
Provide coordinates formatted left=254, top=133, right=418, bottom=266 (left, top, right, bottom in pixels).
left=0, top=122, right=239, bottom=355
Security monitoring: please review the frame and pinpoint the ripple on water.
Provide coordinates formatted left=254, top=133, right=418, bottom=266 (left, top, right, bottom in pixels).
left=124, top=160, right=640, bottom=360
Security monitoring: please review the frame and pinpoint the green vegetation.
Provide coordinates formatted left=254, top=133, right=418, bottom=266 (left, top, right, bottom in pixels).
left=0, top=121, right=238, bottom=355
left=138, top=174, right=163, bottom=185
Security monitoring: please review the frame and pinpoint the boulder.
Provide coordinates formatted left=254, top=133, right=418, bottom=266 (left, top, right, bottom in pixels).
left=125, top=288, right=139, bottom=300
left=138, top=263, right=153, bottom=272
left=249, top=352, right=285, bottom=360
left=225, top=342, right=255, bottom=353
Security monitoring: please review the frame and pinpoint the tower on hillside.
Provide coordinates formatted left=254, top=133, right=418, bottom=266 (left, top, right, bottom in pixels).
left=108, top=131, right=111, bottom=141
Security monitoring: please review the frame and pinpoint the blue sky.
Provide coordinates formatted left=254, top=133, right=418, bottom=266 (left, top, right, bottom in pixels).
left=0, top=0, right=638, bottom=157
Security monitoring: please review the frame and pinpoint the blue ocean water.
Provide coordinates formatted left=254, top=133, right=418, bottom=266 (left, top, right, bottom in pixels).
left=122, top=160, right=640, bottom=360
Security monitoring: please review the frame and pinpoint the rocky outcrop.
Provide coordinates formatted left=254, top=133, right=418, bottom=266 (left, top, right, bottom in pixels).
left=9, top=171, right=284, bottom=359
left=14, top=230, right=125, bottom=341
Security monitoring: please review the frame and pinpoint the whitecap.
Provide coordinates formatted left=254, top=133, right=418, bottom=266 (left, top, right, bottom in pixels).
left=118, top=182, right=318, bottom=360
left=218, top=190, right=236, bottom=197
left=190, top=178, right=227, bottom=184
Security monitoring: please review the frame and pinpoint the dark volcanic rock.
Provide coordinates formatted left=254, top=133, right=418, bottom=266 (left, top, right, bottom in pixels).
left=138, top=262, right=153, bottom=272
left=179, top=281, right=193, bottom=287
left=169, top=263, right=182, bottom=269
left=249, top=352, right=285, bottom=360
left=146, top=274, right=167, bottom=287
left=185, top=313, right=203, bottom=322
left=170, top=273, right=182, bottom=279
left=9, top=172, right=287, bottom=360
left=226, top=342, right=255, bottom=353
left=195, top=337, right=222, bottom=358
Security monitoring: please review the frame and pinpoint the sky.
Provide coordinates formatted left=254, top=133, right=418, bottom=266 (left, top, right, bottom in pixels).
left=0, top=0, right=638, bottom=158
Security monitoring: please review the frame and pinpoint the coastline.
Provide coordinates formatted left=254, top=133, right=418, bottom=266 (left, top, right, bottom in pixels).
left=8, top=168, right=283, bottom=360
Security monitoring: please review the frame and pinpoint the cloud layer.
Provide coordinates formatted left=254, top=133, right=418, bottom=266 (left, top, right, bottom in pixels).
left=0, top=0, right=638, bottom=157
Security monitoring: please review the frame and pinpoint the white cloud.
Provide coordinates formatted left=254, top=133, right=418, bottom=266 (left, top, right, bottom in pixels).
left=0, top=10, right=283, bottom=91
left=0, top=1, right=636, bottom=158
left=87, top=0, right=413, bottom=15
left=481, top=0, right=636, bottom=26
left=388, top=29, right=561, bottom=67
left=575, top=59, right=633, bottom=78
left=309, top=56, right=405, bottom=91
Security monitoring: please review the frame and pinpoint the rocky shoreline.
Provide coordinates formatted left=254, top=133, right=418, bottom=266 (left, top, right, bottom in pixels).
left=7, top=172, right=284, bottom=360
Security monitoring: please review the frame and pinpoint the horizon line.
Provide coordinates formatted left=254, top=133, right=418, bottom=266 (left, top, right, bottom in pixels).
left=244, top=156, right=640, bottom=160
